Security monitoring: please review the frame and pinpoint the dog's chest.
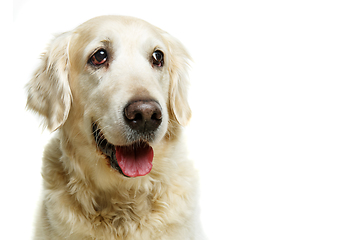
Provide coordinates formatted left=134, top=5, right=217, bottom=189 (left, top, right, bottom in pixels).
left=75, top=191, right=170, bottom=239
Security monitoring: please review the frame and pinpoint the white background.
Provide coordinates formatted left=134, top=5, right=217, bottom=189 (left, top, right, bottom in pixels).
left=8, top=0, right=360, bottom=239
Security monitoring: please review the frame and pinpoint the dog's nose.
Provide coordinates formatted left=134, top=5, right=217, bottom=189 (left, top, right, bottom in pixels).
left=124, top=100, right=162, bottom=132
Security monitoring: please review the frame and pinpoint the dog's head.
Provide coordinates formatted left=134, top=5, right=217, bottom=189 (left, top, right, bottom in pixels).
left=26, top=16, right=191, bottom=178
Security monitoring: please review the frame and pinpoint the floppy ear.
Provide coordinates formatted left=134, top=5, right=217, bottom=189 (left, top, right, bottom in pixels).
left=26, top=32, right=72, bottom=132
left=163, top=33, right=192, bottom=126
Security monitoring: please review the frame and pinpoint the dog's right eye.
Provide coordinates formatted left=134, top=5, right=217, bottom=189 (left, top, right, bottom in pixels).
left=152, top=50, right=164, bottom=67
left=89, top=49, right=108, bottom=66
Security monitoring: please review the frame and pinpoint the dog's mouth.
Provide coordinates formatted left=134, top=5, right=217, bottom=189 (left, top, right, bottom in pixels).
left=92, top=123, right=154, bottom=177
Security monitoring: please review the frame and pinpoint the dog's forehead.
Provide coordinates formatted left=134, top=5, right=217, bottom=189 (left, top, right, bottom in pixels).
left=69, top=16, right=165, bottom=64
left=65, top=16, right=168, bottom=73
left=74, top=16, right=161, bottom=45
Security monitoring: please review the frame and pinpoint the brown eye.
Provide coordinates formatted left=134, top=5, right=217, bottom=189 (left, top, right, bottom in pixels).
left=90, top=49, right=108, bottom=66
left=152, top=50, right=164, bottom=67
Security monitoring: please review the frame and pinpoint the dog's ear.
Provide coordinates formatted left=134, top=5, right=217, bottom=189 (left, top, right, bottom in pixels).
left=163, top=33, right=192, bottom=126
left=26, top=32, right=72, bottom=132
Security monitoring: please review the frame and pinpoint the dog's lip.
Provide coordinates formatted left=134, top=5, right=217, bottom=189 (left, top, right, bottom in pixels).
left=92, top=123, right=154, bottom=177
left=92, top=123, right=123, bottom=174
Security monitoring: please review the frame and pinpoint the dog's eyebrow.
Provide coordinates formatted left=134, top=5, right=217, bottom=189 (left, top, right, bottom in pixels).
left=99, top=38, right=111, bottom=45
left=90, top=37, right=112, bottom=48
left=84, top=38, right=112, bottom=59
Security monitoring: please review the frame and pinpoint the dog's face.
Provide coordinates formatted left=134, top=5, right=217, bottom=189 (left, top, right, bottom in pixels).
left=26, top=16, right=191, bottom=178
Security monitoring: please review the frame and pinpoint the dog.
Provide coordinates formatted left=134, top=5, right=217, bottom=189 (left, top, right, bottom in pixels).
left=26, top=15, right=202, bottom=240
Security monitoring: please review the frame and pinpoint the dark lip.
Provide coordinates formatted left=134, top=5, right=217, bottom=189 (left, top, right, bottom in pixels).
left=92, top=123, right=126, bottom=176
left=92, top=123, right=152, bottom=177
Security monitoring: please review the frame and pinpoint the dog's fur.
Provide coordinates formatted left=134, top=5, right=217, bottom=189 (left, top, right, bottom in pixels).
left=27, top=16, right=202, bottom=240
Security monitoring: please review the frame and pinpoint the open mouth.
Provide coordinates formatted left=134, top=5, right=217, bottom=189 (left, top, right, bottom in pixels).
left=92, top=123, right=154, bottom=177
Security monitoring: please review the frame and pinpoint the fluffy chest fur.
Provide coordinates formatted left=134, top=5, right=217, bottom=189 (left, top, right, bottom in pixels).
left=37, top=136, right=198, bottom=240
left=26, top=15, right=202, bottom=240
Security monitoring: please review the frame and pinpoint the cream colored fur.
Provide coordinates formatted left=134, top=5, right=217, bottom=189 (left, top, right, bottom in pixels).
left=26, top=16, right=202, bottom=240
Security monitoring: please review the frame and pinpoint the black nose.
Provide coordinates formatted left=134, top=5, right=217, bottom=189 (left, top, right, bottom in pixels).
left=124, top=100, right=162, bottom=133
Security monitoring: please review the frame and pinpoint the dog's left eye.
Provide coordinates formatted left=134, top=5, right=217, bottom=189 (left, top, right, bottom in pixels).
left=152, top=50, right=164, bottom=67
left=89, top=49, right=108, bottom=66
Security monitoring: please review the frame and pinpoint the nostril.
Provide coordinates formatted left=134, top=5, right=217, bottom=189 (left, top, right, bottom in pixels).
left=151, top=110, right=162, bottom=121
left=134, top=113, right=143, bottom=121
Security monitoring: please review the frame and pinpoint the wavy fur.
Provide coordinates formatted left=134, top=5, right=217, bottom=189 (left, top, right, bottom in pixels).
left=27, top=16, right=203, bottom=240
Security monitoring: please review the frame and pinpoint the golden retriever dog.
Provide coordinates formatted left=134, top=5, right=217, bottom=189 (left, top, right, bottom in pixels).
left=26, top=15, right=202, bottom=240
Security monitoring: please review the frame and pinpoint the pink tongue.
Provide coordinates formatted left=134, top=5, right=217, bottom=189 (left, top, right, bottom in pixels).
left=115, top=144, right=154, bottom=177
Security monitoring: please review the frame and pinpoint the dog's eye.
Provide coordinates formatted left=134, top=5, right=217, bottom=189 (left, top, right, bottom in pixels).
left=152, top=50, right=164, bottom=67
left=90, top=49, right=108, bottom=66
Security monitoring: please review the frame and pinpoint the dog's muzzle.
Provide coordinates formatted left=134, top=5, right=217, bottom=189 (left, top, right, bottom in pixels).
left=92, top=99, right=162, bottom=178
